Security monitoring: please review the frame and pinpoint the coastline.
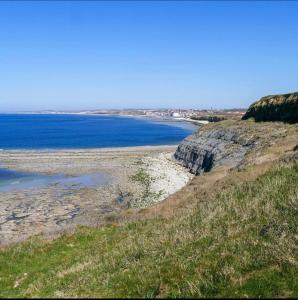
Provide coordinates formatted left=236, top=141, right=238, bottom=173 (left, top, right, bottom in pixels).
left=0, top=111, right=204, bottom=127
left=0, top=144, right=193, bottom=245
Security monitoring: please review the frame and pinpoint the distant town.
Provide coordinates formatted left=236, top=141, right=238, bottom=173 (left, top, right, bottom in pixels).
left=21, top=108, right=247, bottom=124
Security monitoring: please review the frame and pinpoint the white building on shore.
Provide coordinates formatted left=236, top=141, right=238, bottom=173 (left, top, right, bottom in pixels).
left=171, top=112, right=181, bottom=118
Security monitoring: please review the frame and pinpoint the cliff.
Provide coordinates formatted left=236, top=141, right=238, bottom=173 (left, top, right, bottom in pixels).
left=175, top=92, right=298, bottom=175
left=174, top=119, right=297, bottom=175
left=242, top=92, right=298, bottom=123
left=174, top=122, right=249, bottom=174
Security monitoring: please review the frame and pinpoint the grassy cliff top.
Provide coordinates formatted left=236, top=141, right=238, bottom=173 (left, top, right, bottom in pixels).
left=252, top=92, right=298, bottom=107
left=242, top=92, right=298, bottom=123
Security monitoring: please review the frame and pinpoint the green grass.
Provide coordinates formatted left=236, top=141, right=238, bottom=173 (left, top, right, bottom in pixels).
left=0, top=163, right=297, bottom=298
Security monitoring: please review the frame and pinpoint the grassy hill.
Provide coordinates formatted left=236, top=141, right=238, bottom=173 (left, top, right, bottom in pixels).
left=242, top=92, right=298, bottom=123
left=0, top=157, right=297, bottom=298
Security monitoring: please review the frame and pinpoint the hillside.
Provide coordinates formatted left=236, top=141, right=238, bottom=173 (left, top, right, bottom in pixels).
left=0, top=158, right=297, bottom=298
left=242, top=92, right=298, bottom=123
left=1, top=117, right=298, bottom=297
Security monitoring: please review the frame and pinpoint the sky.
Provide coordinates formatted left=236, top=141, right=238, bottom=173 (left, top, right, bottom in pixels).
left=0, top=1, right=298, bottom=111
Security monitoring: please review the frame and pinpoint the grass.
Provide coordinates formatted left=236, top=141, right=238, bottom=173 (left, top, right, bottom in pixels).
left=129, top=168, right=164, bottom=206
left=0, top=162, right=297, bottom=298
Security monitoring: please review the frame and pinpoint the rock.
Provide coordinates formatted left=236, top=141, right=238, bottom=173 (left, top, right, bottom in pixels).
left=174, top=125, right=251, bottom=175
left=242, top=92, right=298, bottom=123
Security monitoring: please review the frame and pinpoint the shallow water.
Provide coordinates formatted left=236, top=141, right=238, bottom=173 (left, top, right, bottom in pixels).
left=0, top=168, right=109, bottom=192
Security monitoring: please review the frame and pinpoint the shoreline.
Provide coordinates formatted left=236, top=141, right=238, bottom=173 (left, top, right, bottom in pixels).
left=0, top=144, right=193, bottom=245
left=0, top=144, right=178, bottom=153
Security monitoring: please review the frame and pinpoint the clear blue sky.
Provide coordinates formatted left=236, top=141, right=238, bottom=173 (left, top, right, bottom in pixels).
left=1, top=1, right=298, bottom=111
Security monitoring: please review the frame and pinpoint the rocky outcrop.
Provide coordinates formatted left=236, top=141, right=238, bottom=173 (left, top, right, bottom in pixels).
left=242, top=92, right=298, bottom=123
left=174, top=123, right=256, bottom=175
left=175, top=92, right=298, bottom=175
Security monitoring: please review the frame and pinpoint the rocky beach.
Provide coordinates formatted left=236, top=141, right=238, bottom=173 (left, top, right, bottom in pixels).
left=0, top=145, right=193, bottom=245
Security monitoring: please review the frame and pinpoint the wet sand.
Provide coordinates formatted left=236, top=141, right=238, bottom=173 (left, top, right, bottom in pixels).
left=0, top=146, right=193, bottom=245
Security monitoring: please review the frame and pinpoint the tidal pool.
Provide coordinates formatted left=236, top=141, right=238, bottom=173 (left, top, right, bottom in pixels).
left=0, top=168, right=110, bottom=192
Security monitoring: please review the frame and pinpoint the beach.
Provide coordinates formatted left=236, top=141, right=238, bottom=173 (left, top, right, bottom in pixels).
left=0, top=145, right=193, bottom=245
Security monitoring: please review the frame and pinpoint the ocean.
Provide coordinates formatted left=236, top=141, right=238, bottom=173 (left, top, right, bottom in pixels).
left=0, top=114, right=195, bottom=150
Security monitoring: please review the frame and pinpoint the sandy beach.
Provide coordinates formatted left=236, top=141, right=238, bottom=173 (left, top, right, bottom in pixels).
left=0, top=145, right=193, bottom=244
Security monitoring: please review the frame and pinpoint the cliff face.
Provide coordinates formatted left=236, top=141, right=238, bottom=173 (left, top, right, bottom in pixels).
left=174, top=123, right=254, bottom=175
left=174, top=119, right=297, bottom=175
left=242, top=92, right=298, bottom=123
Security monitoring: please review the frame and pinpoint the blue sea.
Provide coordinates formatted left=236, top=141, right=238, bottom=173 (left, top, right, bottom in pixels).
left=0, top=114, right=195, bottom=150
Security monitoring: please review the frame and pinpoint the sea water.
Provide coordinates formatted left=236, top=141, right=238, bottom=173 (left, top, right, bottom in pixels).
left=0, top=114, right=195, bottom=150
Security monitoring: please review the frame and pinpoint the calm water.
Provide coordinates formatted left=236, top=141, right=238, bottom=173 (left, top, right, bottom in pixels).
left=0, top=168, right=110, bottom=192
left=0, top=114, right=195, bottom=150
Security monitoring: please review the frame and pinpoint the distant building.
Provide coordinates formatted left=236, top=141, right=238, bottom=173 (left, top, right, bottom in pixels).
left=171, top=112, right=181, bottom=118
